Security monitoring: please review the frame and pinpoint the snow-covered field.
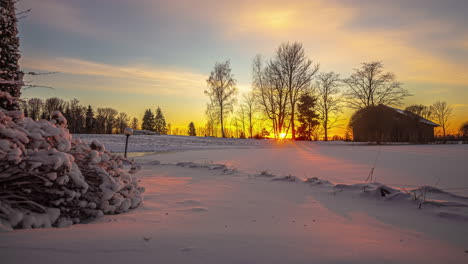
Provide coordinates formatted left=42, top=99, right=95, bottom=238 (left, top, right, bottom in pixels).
left=76, top=134, right=468, bottom=196
left=2, top=134, right=468, bottom=264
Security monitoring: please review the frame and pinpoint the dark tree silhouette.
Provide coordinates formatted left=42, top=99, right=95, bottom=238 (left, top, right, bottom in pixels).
left=64, top=99, right=85, bottom=133
left=96, top=108, right=118, bottom=134
left=141, top=109, right=155, bottom=131
left=405, top=104, right=433, bottom=121
left=115, top=112, right=130, bottom=134
left=43, top=97, right=65, bottom=118
left=431, top=101, right=453, bottom=137
left=205, top=60, right=238, bottom=138
left=85, top=105, right=96, bottom=133
left=131, top=117, right=139, bottom=130
left=154, top=106, right=167, bottom=134
left=241, top=92, right=257, bottom=138
left=28, top=98, right=44, bottom=120
left=460, top=121, right=468, bottom=140
left=275, top=42, right=319, bottom=140
left=344, top=62, right=410, bottom=110
left=252, top=55, right=289, bottom=139
left=296, top=94, right=320, bottom=141
left=188, top=122, right=197, bottom=136
left=316, top=72, right=343, bottom=141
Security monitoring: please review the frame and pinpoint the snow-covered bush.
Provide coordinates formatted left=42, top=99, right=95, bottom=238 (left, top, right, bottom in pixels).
left=0, top=95, right=144, bottom=229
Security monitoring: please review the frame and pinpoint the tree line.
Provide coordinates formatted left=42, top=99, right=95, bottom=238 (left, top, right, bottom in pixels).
left=21, top=97, right=139, bottom=134
left=204, top=42, right=465, bottom=140
left=21, top=97, right=203, bottom=136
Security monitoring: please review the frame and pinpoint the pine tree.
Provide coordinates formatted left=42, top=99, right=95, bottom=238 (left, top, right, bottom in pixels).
left=154, top=107, right=167, bottom=134
left=22, top=102, right=29, bottom=117
left=141, top=109, right=154, bottom=131
left=0, top=0, right=24, bottom=110
left=297, top=94, right=320, bottom=141
left=188, top=122, right=197, bottom=136
left=85, top=105, right=96, bottom=133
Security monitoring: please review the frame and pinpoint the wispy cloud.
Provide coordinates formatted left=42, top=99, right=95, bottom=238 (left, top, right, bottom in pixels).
left=21, top=56, right=208, bottom=97
left=452, top=104, right=468, bottom=109
left=205, top=0, right=468, bottom=85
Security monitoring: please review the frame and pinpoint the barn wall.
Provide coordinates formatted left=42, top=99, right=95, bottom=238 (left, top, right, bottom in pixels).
left=352, top=108, right=436, bottom=143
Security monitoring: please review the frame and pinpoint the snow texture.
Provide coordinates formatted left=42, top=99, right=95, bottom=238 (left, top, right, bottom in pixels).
left=0, top=92, right=144, bottom=229
left=2, top=134, right=468, bottom=264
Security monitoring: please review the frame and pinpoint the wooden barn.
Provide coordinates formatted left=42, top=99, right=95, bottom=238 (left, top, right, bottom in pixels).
left=351, top=105, right=439, bottom=143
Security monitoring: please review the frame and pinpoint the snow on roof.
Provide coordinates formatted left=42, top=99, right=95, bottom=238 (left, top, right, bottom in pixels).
left=385, top=106, right=439, bottom=127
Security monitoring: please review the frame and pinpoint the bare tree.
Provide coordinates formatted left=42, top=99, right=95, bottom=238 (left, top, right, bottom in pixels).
left=344, top=61, right=410, bottom=110
left=205, top=60, right=238, bottom=138
left=115, top=112, right=130, bottom=134
left=131, top=117, right=139, bottom=130
left=235, top=103, right=246, bottom=138
left=460, top=121, right=468, bottom=139
left=431, top=101, right=453, bottom=137
left=316, top=72, right=343, bottom=141
left=43, top=97, right=65, bottom=118
left=27, top=98, right=43, bottom=120
left=205, top=103, right=217, bottom=137
left=252, top=55, right=290, bottom=139
left=275, top=42, right=319, bottom=140
left=404, top=104, right=433, bottom=120
left=166, top=122, right=171, bottom=135
left=65, top=98, right=85, bottom=133
left=242, top=92, right=257, bottom=138
left=96, top=107, right=118, bottom=134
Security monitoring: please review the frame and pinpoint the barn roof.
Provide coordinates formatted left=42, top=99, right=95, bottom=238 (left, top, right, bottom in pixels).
left=385, top=106, right=439, bottom=127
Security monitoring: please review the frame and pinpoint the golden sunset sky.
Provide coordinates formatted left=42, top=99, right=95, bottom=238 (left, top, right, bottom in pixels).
left=18, top=0, right=468, bottom=135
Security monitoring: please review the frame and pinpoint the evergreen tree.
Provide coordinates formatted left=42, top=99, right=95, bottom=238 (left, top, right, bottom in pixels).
left=188, top=122, right=197, bottom=136
left=154, top=106, right=167, bottom=134
left=141, top=109, right=154, bottom=131
left=85, top=105, right=96, bottom=133
left=297, top=94, right=320, bottom=141
left=23, top=104, right=29, bottom=117
left=0, top=0, right=23, bottom=110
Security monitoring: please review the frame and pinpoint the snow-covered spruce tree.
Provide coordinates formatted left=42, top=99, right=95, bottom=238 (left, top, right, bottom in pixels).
left=0, top=0, right=23, bottom=110
left=0, top=0, right=144, bottom=230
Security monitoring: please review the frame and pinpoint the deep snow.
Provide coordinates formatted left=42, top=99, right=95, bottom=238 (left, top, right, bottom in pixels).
left=2, top=134, right=468, bottom=264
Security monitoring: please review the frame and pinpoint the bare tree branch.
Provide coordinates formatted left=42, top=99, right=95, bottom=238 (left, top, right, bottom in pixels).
left=344, top=62, right=410, bottom=110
